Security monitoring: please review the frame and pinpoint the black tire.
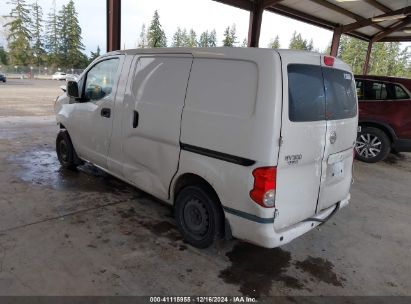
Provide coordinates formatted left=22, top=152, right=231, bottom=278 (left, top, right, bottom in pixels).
left=56, top=130, right=81, bottom=170
left=355, top=126, right=391, bottom=163
left=174, top=185, right=224, bottom=249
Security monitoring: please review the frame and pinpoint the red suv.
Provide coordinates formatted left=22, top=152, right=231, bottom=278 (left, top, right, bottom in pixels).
left=355, top=75, right=411, bottom=162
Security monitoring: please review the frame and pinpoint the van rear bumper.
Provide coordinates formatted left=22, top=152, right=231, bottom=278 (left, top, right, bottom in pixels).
left=225, top=196, right=350, bottom=248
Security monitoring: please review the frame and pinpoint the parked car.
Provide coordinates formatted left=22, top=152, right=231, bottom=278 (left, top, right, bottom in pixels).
left=0, top=72, right=6, bottom=82
left=52, top=72, right=67, bottom=80
left=55, top=48, right=357, bottom=248
left=65, top=74, right=79, bottom=82
left=355, top=75, right=411, bottom=163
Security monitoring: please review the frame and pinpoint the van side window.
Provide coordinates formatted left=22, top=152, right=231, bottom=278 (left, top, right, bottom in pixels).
left=288, top=64, right=325, bottom=122
left=84, top=58, right=120, bottom=101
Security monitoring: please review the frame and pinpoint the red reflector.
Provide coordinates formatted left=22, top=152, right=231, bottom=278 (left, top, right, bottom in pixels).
left=250, top=167, right=276, bottom=208
left=324, top=56, right=335, bottom=66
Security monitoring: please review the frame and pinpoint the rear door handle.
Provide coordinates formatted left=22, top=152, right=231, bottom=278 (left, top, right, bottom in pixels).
left=133, top=110, right=139, bottom=128
left=101, top=108, right=111, bottom=118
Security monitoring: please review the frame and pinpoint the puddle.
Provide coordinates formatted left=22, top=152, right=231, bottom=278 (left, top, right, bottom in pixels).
left=295, top=256, right=344, bottom=287
left=219, top=243, right=302, bottom=297
left=11, top=149, right=135, bottom=195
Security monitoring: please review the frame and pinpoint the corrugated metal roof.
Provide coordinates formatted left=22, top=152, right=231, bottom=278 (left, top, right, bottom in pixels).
left=213, top=0, right=411, bottom=42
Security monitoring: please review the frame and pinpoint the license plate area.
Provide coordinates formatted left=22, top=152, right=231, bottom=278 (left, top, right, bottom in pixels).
left=331, top=161, right=344, bottom=178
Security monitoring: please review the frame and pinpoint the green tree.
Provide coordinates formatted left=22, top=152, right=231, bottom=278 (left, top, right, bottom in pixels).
left=186, top=29, right=197, bottom=47
left=58, top=0, right=86, bottom=68
left=198, top=30, right=209, bottom=47
left=338, top=35, right=368, bottom=74
left=89, top=45, right=101, bottom=62
left=45, top=0, right=59, bottom=65
left=289, top=31, right=311, bottom=50
left=137, top=24, right=147, bottom=48
left=31, top=0, right=45, bottom=66
left=172, top=27, right=184, bottom=47
left=147, top=10, right=167, bottom=47
left=222, top=24, right=237, bottom=47
left=0, top=46, right=9, bottom=65
left=208, top=29, right=217, bottom=47
left=4, top=0, right=32, bottom=65
left=241, top=38, right=247, bottom=47
left=268, top=35, right=280, bottom=49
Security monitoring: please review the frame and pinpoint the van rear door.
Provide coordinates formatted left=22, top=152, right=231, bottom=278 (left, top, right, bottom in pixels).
left=317, top=57, right=357, bottom=211
left=275, top=53, right=327, bottom=231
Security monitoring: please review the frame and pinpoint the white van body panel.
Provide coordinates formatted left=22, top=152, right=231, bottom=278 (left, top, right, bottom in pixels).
left=120, top=54, right=193, bottom=200
left=54, top=48, right=357, bottom=248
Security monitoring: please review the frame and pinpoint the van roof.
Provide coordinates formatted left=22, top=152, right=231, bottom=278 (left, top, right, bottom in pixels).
left=103, top=47, right=350, bottom=71
left=105, top=47, right=321, bottom=58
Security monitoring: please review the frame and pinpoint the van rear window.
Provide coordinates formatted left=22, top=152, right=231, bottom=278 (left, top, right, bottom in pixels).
left=323, top=68, right=357, bottom=120
left=288, top=64, right=325, bottom=122
left=288, top=64, right=357, bottom=122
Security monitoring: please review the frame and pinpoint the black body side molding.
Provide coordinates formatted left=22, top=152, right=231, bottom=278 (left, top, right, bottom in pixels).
left=180, top=143, right=256, bottom=167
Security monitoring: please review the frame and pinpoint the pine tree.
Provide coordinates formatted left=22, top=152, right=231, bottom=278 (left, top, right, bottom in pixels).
left=90, top=45, right=101, bottom=62
left=208, top=29, right=217, bottom=47
left=45, top=0, right=59, bottom=65
left=241, top=38, right=247, bottom=47
left=222, top=24, right=237, bottom=47
left=31, top=0, right=45, bottom=66
left=172, top=27, right=184, bottom=47
left=186, top=29, right=197, bottom=47
left=289, top=31, right=308, bottom=50
left=137, top=24, right=147, bottom=48
left=4, top=0, right=32, bottom=65
left=268, top=35, right=280, bottom=49
left=147, top=10, right=167, bottom=47
left=0, top=46, right=9, bottom=65
left=198, top=30, right=209, bottom=47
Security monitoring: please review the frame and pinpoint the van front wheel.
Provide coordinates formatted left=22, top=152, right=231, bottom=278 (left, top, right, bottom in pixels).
left=175, top=186, right=224, bottom=248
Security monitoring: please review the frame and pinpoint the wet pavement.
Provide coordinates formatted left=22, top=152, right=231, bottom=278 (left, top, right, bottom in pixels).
left=0, top=114, right=411, bottom=296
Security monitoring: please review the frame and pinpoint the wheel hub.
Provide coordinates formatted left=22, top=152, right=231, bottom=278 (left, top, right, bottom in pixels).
left=356, top=133, right=382, bottom=158
left=183, top=198, right=209, bottom=237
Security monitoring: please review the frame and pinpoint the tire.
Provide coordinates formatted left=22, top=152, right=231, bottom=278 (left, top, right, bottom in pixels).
left=355, top=126, right=391, bottom=163
left=174, top=185, right=224, bottom=248
left=56, top=130, right=81, bottom=170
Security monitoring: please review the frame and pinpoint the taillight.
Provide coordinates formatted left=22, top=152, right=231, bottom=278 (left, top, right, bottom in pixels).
left=250, top=167, right=276, bottom=208
left=324, top=56, right=335, bottom=66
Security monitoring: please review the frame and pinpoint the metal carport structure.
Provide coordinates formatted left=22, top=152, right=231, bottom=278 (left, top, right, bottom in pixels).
left=106, top=0, right=411, bottom=74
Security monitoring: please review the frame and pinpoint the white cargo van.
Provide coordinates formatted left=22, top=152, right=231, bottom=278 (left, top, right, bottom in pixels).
left=55, top=48, right=358, bottom=248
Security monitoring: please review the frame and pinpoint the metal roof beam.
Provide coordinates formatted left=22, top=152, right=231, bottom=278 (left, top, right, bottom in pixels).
left=379, top=36, right=411, bottom=42
left=212, top=0, right=253, bottom=11
left=372, top=16, right=411, bottom=42
left=363, top=0, right=391, bottom=14
left=262, top=0, right=283, bottom=9
left=308, top=0, right=385, bottom=31
left=341, top=6, right=411, bottom=33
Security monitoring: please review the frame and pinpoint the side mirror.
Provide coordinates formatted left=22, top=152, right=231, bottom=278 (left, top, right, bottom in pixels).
left=67, top=81, right=80, bottom=98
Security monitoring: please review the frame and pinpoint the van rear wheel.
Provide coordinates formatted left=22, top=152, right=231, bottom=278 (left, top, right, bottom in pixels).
left=174, top=186, right=224, bottom=248
left=355, top=127, right=390, bottom=163
left=56, top=130, right=81, bottom=170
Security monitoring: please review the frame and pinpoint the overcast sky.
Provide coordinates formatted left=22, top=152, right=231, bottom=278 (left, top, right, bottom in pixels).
left=0, top=0, right=409, bottom=55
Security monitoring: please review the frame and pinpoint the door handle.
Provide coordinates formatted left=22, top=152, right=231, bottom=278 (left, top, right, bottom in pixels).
left=133, top=110, right=139, bottom=128
left=101, top=108, right=111, bottom=118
